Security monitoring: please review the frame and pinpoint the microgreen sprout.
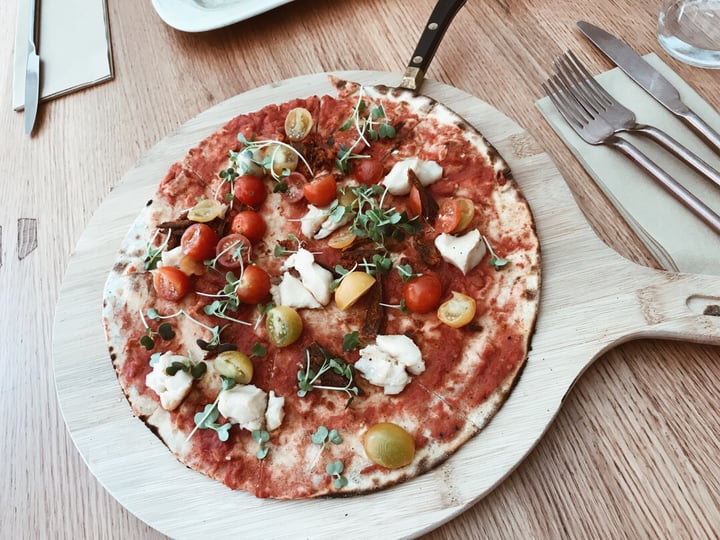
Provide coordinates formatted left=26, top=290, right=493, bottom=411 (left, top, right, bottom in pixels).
left=185, top=375, right=236, bottom=443
left=273, top=234, right=300, bottom=257
left=396, top=263, right=420, bottom=283
left=482, top=235, right=510, bottom=270
left=143, top=229, right=170, bottom=271
left=326, top=460, right=349, bottom=489
left=307, top=425, right=343, bottom=472
left=336, top=89, right=396, bottom=173
left=297, top=348, right=358, bottom=407
left=138, top=309, right=176, bottom=350
left=198, top=271, right=253, bottom=326
left=204, top=238, right=250, bottom=273
left=252, top=429, right=270, bottom=459
left=147, top=308, right=228, bottom=349
left=163, top=358, right=207, bottom=379
left=346, top=184, right=421, bottom=248
left=216, top=161, right=240, bottom=206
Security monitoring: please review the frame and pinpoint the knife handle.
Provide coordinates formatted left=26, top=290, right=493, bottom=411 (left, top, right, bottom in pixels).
left=634, top=124, right=720, bottom=189
left=400, top=0, right=467, bottom=90
left=610, top=135, right=720, bottom=236
left=677, top=107, right=720, bottom=159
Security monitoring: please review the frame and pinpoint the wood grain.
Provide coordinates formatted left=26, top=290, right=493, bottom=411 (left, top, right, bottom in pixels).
left=2, top=0, right=720, bottom=538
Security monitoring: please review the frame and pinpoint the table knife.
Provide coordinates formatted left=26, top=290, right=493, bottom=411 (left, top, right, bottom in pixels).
left=577, top=20, right=720, bottom=156
left=24, top=0, right=40, bottom=136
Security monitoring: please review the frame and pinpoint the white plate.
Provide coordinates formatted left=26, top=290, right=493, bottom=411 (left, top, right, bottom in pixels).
left=151, top=0, right=294, bottom=32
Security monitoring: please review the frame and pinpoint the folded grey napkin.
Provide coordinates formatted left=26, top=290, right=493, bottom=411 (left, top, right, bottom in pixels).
left=13, top=0, right=113, bottom=110
left=536, top=53, right=720, bottom=276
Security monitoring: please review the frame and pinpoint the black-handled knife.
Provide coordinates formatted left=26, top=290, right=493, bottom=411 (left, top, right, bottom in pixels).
left=577, top=20, right=720, bottom=157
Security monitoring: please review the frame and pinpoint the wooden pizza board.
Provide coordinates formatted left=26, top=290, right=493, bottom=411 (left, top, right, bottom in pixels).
left=52, top=71, right=720, bottom=539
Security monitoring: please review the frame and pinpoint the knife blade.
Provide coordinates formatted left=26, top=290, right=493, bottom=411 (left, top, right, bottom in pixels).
left=577, top=20, right=720, bottom=156
left=24, top=0, right=40, bottom=136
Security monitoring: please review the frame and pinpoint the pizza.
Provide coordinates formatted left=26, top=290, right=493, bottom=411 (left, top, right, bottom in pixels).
left=103, top=78, right=540, bottom=499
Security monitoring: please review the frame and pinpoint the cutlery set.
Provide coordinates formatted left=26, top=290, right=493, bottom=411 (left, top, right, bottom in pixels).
left=543, top=21, right=720, bottom=236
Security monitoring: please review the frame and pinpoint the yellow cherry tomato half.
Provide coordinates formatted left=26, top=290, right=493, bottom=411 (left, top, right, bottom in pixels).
left=284, top=107, right=314, bottom=141
left=327, top=228, right=357, bottom=250
left=263, top=143, right=299, bottom=176
left=437, top=291, right=477, bottom=328
left=265, top=306, right=303, bottom=347
left=363, top=422, right=416, bottom=469
left=334, top=271, right=376, bottom=310
left=214, top=350, right=254, bottom=384
left=188, top=199, right=225, bottom=223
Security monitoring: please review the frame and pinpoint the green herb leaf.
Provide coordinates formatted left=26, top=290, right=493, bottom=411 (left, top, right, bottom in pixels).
left=139, top=335, right=155, bottom=350
left=342, top=331, right=362, bottom=352
left=251, top=342, right=267, bottom=357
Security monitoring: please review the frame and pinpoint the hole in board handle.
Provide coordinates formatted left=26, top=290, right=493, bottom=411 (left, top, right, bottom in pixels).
left=687, top=295, right=720, bottom=317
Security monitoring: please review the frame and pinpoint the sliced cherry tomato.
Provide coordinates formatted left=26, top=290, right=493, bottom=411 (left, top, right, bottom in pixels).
left=215, top=234, right=252, bottom=269
left=153, top=266, right=191, bottom=301
left=363, top=423, right=415, bottom=469
left=234, top=174, right=267, bottom=207
left=403, top=274, right=443, bottom=314
left=181, top=223, right=218, bottom=261
left=353, top=157, right=384, bottom=185
left=435, top=198, right=475, bottom=234
left=408, top=184, right=422, bottom=218
left=265, top=306, right=303, bottom=347
left=236, top=265, right=271, bottom=304
left=187, top=199, right=224, bottom=223
left=230, top=210, right=267, bottom=244
left=304, top=173, right=337, bottom=206
left=437, top=291, right=477, bottom=328
left=284, top=107, right=314, bottom=141
left=214, top=350, right=254, bottom=384
left=278, top=171, right=307, bottom=203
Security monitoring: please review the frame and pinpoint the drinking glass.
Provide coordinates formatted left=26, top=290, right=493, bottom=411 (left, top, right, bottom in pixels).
left=657, top=0, right=720, bottom=68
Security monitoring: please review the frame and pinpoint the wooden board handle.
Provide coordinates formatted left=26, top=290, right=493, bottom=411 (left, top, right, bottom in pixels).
left=635, top=272, right=720, bottom=345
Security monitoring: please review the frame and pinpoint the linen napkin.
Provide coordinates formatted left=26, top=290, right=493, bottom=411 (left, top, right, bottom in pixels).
left=536, top=53, right=720, bottom=276
left=12, top=0, right=113, bottom=110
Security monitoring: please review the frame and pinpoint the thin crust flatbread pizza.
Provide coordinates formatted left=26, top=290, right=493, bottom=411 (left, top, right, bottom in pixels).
left=103, top=78, right=540, bottom=499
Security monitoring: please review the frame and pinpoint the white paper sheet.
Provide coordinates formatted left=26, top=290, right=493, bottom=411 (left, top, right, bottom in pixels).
left=13, top=0, right=113, bottom=110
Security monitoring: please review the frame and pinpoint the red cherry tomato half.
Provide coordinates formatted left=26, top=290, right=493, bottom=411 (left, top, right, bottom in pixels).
left=353, top=157, right=384, bottom=185
left=304, top=173, right=337, bottom=206
left=215, top=234, right=252, bottom=269
left=181, top=223, right=218, bottom=261
left=230, top=210, right=267, bottom=244
left=408, top=184, right=422, bottom=218
left=234, top=174, right=268, bottom=207
left=403, top=274, right=443, bottom=314
left=280, top=171, right=307, bottom=203
left=236, top=265, right=272, bottom=304
left=436, top=198, right=475, bottom=234
left=153, top=266, right=191, bottom=301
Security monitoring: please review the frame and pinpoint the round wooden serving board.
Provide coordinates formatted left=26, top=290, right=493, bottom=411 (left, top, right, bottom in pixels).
left=52, top=71, right=720, bottom=539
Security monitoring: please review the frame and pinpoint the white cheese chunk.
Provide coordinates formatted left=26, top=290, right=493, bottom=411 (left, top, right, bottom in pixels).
left=217, top=384, right=268, bottom=432
left=300, top=204, right=328, bottom=239
left=271, top=272, right=322, bottom=309
left=315, top=212, right=351, bottom=240
left=265, top=391, right=286, bottom=432
left=354, top=334, right=425, bottom=395
left=381, top=158, right=443, bottom=195
left=145, top=352, right=194, bottom=411
left=284, top=248, right=333, bottom=305
left=434, top=229, right=487, bottom=275
left=159, top=245, right=183, bottom=268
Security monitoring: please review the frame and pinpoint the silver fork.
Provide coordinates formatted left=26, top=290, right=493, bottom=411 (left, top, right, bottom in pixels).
left=542, top=69, right=720, bottom=236
left=553, top=51, right=720, bottom=190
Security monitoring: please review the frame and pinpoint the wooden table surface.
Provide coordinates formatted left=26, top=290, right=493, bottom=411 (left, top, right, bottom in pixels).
left=2, top=0, right=719, bottom=538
